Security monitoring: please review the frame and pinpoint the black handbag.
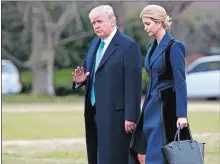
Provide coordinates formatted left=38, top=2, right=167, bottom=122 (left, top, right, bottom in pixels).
left=161, top=126, right=205, bottom=164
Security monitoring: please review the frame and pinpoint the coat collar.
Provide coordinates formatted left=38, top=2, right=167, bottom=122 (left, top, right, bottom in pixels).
left=97, top=30, right=120, bottom=71
left=87, top=29, right=120, bottom=73
left=86, top=37, right=100, bottom=73
left=148, top=31, right=173, bottom=67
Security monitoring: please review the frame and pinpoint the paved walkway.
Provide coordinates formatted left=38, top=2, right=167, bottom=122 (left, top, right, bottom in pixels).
left=3, top=138, right=86, bottom=147
left=3, top=133, right=219, bottom=147
left=2, top=101, right=220, bottom=113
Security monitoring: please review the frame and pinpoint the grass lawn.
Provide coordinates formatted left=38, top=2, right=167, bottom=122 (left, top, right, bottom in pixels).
left=2, top=99, right=219, bottom=164
left=188, top=112, right=220, bottom=133
left=2, top=144, right=88, bottom=164
left=204, top=138, right=220, bottom=164
left=2, top=111, right=219, bottom=140
left=2, top=139, right=219, bottom=164
left=2, top=111, right=85, bottom=140
left=2, top=94, right=84, bottom=104
left=2, top=133, right=220, bottom=164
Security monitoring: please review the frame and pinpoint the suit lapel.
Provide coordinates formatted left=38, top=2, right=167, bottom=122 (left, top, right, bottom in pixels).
left=150, top=31, right=173, bottom=67
left=150, top=44, right=167, bottom=67
left=145, top=40, right=156, bottom=69
left=96, top=30, right=120, bottom=72
left=87, top=38, right=100, bottom=73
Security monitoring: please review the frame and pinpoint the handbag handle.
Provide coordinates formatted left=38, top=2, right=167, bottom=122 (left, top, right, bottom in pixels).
left=173, top=123, right=194, bottom=149
left=174, top=123, right=194, bottom=142
left=187, top=121, right=193, bottom=141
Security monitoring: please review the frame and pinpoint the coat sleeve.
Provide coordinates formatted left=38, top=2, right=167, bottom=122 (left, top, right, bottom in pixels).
left=124, top=41, right=142, bottom=122
left=170, top=41, right=187, bottom=117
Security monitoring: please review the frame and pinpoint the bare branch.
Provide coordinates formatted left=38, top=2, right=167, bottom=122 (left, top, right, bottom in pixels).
left=2, top=46, right=30, bottom=68
left=37, top=2, right=51, bottom=23
left=178, top=2, right=193, bottom=14
left=54, top=2, right=79, bottom=46
left=22, top=3, right=32, bottom=43
left=149, top=1, right=194, bottom=20
left=56, top=2, right=77, bottom=33
left=23, top=3, right=32, bottom=24
left=32, top=2, right=53, bottom=31
left=58, top=30, right=94, bottom=46
left=54, top=2, right=102, bottom=46
left=74, top=3, right=83, bottom=31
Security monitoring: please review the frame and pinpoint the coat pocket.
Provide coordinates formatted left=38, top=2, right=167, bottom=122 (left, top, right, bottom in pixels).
left=115, top=101, right=125, bottom=111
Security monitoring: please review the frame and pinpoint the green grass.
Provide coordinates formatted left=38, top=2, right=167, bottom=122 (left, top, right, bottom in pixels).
left=188, top=112, right=220, bottom=133
left=197, top=134, right=220, bottom=164
left=2, top=111, right=85, bottom=140
left=2, top=136, right=219, bottom=164
left=2, top=106, right=220, bottom=164
left=2, top=110, right=219, bottom=140
left=34, top=151, right=86, bottom=159
left=2, top=144, right=88, bottom=164
left=2, top=94, right=84, bottom=104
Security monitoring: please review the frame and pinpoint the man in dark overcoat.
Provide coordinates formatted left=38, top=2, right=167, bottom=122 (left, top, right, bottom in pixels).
left=72, top=5, right=142, bottom=164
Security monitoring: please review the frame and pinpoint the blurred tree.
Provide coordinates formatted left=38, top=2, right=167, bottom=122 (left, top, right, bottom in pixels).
left=3, top=1, right=218, bottom=96
left=183, top=2, right=220, bottom=54
left=26, top=2, right=82, bottom=96
left=1, top=1, right=30, bottom=67
left=1, top=1, right=97, bottom=96
left=110, top=2, right=126, bottom=32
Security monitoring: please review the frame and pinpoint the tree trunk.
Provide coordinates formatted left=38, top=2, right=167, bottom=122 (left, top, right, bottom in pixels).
left=112, top=2, right=125, bottom=32
left=30, top=5, right=55, bottom=96
left=31, top=49, right=55, bottom=96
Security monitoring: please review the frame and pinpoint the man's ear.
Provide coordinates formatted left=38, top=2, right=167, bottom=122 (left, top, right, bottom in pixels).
left=111, top=17, right=116, bottom=27
left=111, top=21, right=115, bottom=27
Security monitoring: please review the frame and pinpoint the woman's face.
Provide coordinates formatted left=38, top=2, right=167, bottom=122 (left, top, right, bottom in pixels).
left=142, top=17, right=160, bottom=37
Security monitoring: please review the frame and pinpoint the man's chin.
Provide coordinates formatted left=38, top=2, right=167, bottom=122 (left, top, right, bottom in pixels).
left=96, top=34, right=104, bottom=39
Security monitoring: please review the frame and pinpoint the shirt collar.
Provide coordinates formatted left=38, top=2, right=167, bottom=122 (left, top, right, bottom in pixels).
left=102, top=28, right=117, bottom=45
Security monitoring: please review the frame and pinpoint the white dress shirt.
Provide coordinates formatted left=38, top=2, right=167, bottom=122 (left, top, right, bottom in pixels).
left=100, top=27, right=117, bottom=57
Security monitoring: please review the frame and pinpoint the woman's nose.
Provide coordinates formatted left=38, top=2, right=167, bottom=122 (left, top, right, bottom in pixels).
left=144, top=25, right=147, bottom=31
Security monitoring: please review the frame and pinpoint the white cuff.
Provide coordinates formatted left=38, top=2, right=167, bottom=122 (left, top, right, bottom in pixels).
left=75, top=83, right=81, bottom=89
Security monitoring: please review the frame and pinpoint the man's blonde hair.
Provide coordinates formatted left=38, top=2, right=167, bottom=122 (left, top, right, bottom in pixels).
left=140, top=4, right=172, bottom=30
left=89, top=5, right=116, bottom=26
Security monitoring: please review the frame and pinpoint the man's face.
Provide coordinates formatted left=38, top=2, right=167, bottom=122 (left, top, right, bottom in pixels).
left=90, top=14, right=113, bottom=39
left=142, top=17, right=160, bottom=37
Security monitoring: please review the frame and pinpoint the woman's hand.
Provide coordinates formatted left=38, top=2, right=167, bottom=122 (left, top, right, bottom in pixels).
left=176, top=117, right=188, bottom=129
left=137, top=154, right=145, bottom=164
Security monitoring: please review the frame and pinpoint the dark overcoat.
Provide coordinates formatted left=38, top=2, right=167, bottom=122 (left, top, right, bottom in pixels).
left=73, top=30, right=142, bottom=164
left=130, top=31, right=189, bottom=164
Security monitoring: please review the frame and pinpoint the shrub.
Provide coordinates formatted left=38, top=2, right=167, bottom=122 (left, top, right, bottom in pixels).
left=20, top=68, right=149, bottom=96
